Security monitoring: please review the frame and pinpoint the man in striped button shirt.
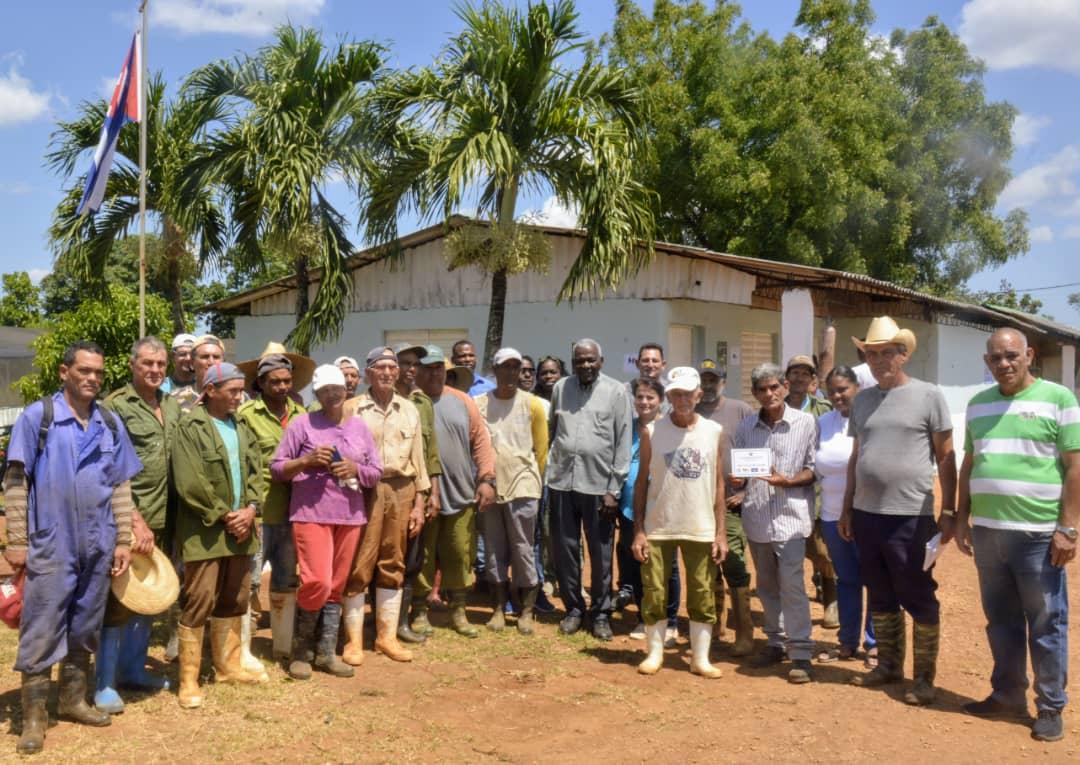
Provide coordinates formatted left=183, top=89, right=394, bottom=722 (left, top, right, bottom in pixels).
left=734, top=363, right=818, bottom=684
left=957, top=328, right=1079, bottom=743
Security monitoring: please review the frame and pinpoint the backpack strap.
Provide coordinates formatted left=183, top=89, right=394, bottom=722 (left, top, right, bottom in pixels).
left=35, top=395, right=53, bottom=455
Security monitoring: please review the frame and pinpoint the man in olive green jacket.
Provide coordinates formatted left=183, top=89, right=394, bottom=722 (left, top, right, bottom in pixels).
left=171, top=362, right=264, bottom=709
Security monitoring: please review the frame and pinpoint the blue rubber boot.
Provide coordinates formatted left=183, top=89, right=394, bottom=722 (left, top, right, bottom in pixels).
left=94, top=625, right=125, bottom=714
left=117, top=615, right=170, bottom=691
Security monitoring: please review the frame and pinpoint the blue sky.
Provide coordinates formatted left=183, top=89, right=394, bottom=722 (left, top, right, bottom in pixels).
left=1, top=0, right=1077, bottom=322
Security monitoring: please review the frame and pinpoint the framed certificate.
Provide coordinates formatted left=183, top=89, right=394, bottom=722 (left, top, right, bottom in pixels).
left=730, top=448, right=772, bottom=478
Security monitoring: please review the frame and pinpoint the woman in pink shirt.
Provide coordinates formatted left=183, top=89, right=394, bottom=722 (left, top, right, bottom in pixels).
left=271, top=365, right=382, bottom=680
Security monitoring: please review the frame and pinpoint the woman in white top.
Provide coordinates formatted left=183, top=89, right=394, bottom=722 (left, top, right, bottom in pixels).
left=631, top=367, right=727, bottom=679
left=815, top=366, right=877, bottom=665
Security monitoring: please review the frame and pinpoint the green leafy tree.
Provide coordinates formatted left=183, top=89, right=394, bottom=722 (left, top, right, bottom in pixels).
left=364, top=0, right=655, bottom=367
left=0, top=272, right=43, bottom=327
left=606, top=0, right=1026, bottom=291
left=974, top=279, right=1043, bottom=315
left=16, top=284, right=172, bottom=403
left=46, top=75, right=228, bottom=334
left=183, top=25, right=385, bottom=354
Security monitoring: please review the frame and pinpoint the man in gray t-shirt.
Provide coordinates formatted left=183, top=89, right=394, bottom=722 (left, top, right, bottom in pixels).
left=839, top=317, right=957, bottom=708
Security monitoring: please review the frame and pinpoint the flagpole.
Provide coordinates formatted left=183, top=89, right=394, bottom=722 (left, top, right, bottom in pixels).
left=137, top=0, right=148, bottom=337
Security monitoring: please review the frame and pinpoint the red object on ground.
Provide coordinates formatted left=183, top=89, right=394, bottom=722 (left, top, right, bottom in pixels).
left=0, top=570, right=25, bottom=629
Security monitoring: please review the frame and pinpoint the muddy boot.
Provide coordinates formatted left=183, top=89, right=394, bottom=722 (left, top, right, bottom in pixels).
left=852, top=611, right=905, bottom=687
left=373, top=588, right=414, bottom=661
left=487, top=582, right=508, bottom=632
left=730, top=587, right=755, bottom=657
left=689, top=621, right=722, bottom=679
left=396, top=585, right=427, bottom=645
left=904, top=621, right=940, bottom=706
left=239, top=606, right=270, bottom=682
left=314, top=603, right=354, bottom=678
left=177, top=624, right=204, bottom=709
left=449, top=590, right=479, bottom=638
left=714, top=585, right=726, bottom=640
left=288, top=608, right=318, bottom=680
left=517, top=586, right=538, bottom=636
left=821, top=577, right=840, bottom=629
left=57, top=650, right=111, bottom=727
left=269, top=591, right=297, bottom=660
left=210, top=617, right=260, bottom=684
left=410, top=597, right=434, bottom=637
left=341, top=592, right=366, bottom=666
left=16, top=671, right=50, bottom=755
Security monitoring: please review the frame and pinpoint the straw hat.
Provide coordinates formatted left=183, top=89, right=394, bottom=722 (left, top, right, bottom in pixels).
left=110, top=546, right=180, bottom=615
left=853, top=316, right=917, bottom=356
left=237, top=341, right=316, bottom=391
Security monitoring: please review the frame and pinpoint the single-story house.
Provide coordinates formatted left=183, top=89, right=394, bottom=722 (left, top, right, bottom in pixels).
left=207, top=218, right=1080, bottom=435
left=0, top=326, right=45, bottom=413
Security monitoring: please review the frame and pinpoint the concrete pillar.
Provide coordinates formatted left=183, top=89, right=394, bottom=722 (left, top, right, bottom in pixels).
left=781, top=288, right=815, bottom=366
left=1062, top=344, right=1076, bottom=391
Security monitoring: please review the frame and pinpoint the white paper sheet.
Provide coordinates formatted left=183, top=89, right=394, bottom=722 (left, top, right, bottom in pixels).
left=923, top=532, right=943, bottom=571
left=731, top=448, right=772, bottom=478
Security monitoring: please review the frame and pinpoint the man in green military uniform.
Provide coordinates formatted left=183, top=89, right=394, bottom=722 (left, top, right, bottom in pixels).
left=171, top=362, right=265, bottom=709
left=238, top=352, right=310, bottom=662
left=393, top=343, right=443, bottom=642
left=94, top=337, right=182, bottom=714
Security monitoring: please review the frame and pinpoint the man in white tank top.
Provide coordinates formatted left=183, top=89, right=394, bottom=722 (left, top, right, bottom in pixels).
left=631, top=367, right=727, bottom=679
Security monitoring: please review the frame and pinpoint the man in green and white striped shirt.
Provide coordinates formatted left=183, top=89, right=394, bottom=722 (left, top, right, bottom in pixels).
left=957, top=327, right=1080, bottom=743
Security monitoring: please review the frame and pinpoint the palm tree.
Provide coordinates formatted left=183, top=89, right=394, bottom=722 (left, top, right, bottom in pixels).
left=183, top=25, right=385, bottom=355
left=47, top=75, right=228, bottom=334
left=363, top=0, right=656, bottom=368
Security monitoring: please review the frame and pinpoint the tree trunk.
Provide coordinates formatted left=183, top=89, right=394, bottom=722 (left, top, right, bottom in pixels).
left=482, top=268, right=508, bottom=373
left=162, top=218, right=187, bottom=335
left=294, top=255, right=311, bottom=355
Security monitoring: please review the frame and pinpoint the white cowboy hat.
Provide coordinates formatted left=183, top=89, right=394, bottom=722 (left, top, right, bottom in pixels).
left=111, top=546, right=180, bottom=615
left=852, top=316, right=917, bottom=356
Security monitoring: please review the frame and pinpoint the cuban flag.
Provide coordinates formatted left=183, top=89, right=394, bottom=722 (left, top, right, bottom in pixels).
left=76, top=32, right=141, bottom=216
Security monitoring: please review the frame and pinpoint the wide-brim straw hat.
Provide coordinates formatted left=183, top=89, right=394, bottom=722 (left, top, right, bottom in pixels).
left=111, top=546, right=180, bottom=615
left=445, top=361, right=475, bottom=392
left=852, top=316, right=917, bottom=356
left=237, top=341, right=316, bottom=391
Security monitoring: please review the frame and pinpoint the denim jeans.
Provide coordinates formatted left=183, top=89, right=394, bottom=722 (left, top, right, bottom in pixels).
left=821, top=520, right=876, bottom=651
left=262, top=521, right=298, bottom=593
left=972, top=526, right=1069, bottom=712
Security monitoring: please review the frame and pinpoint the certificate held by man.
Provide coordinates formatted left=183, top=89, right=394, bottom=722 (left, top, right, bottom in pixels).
left=730, top=448, right=772, bottom=478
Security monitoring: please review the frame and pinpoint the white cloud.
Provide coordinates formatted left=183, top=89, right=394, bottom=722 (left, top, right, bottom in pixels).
left=518, top=196, right=580, bottom=228
left=998, top=145, right=1080, bottom=211
left=154, top=0, right=325, bottom=36
left=0, top=55, right=50, bottom=126
left=960, top=0, right=1080, bottom=74
left=1012, top=113, right=1051, bottom=148
left=1064, top=225, right=1080, bottom=240
left=27, top=268, right=49, bottom=285
left=1030, top=225, right=1054, bottom=243
left=0, top=181, right=31, bottom=195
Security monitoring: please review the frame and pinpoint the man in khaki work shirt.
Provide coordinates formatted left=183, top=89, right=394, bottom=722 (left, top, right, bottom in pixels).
left=342, top=346, right=430, bottom=665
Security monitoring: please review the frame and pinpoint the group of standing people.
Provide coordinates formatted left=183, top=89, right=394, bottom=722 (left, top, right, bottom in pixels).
left=1, top=315, right=1075, bottom=755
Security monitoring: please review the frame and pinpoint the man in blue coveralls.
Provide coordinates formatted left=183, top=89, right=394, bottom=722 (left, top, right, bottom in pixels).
left=2, top=341, right=141, bottom=755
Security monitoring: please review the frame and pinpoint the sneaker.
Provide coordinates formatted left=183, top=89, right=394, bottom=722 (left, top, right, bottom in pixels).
left=1031, top=710, right=1064, bottom=742
left=788, top=659, right=813, bottom=684
left=664, top=624, right=679, bottom=648
left=612, top=589, right=633, bottom=612
left=629, top=621, right=646, bottom=640
left=963, top=696, right=1030, bottom=720
left=534, top=591, right=557, bottom=614
left=592, top=617, right=614, bottom=642
left=559, top=614, right=582, bottom=635
left=749, top=645, right=786, bottom=669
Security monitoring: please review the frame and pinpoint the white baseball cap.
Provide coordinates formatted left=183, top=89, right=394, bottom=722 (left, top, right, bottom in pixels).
left=493, top=347, right=523, bottom=366
left=665, top=366, right=701, bottom=393
left=333, top=355, right=360, bottom=371
left=171, top=333, right=198, bottom=350
left=312, top=364, right=347, bottom=392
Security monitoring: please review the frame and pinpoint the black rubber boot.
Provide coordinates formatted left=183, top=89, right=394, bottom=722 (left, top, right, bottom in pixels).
left=16, top=672, right=50, bottom=755
left=517, top=586, right=538, bottom=636
left=288, top=607, right=319, bottom=680
left=396, top=585, right=427, bottom=644
left=314, top=603, right=354, bottom=678
left=58, top=650, right=111, bottom=727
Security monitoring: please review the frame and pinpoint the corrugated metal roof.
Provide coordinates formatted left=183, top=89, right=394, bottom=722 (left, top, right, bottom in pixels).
left=204, top=218, right=1080, bottom=345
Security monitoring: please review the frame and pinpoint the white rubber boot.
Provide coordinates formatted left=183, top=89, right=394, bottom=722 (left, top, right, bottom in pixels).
left=689, top=620, right=722, bottom=679
left=239, top=607, right=270, bottom=683
left=373, top=588, right=413, bottom=662
left=341, top=592, right=366, bottom=666
left=637, top=622, right=667, bottom=675
left=270, top=592, right=297, bottom=660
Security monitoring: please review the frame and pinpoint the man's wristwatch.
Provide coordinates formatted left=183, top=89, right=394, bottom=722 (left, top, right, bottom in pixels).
left=940, top=508, right=956, bottom=518
left=1055, top=524, right=1078, bottom=541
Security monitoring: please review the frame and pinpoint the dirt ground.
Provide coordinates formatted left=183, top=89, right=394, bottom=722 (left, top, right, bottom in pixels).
left=0, top=545, right=1076, bottom=765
